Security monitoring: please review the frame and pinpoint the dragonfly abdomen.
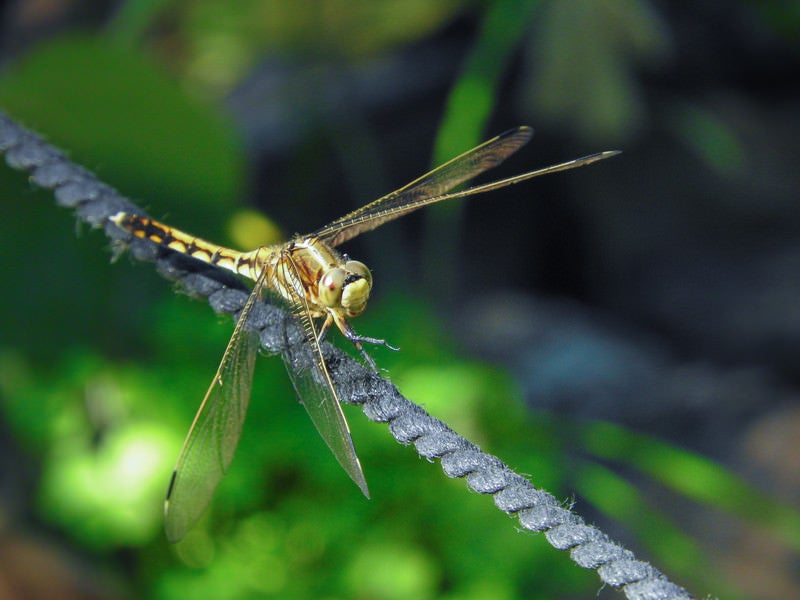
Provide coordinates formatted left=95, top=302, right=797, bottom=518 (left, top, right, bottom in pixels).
left=110, top=212, right=266, bottom=279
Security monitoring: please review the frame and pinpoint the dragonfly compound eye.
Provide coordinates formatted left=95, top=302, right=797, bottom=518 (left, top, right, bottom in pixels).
left=341, top=261, right=372, bottom=317
left=318, top=268, right=347, bottom=308
left=345, top=260, right=372, bottom=289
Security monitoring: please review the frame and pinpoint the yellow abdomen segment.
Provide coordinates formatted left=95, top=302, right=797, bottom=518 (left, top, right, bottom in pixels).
left=110, top=212, right=264, bottom=280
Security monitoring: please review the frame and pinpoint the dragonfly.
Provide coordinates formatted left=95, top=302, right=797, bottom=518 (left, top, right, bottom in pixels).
left=111, top=126, right=619, bottom=542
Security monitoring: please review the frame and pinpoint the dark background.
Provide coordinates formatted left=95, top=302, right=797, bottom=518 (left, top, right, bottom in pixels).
left=0, top=1, right=798, bottom=598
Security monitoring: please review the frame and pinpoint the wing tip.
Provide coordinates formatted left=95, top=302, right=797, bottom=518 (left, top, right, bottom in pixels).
left=356, top=475, right=371, bottom=499
left=504, top=125, right=535, bottom=146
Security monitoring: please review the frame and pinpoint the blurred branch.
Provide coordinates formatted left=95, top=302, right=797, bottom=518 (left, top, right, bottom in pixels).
left=434, top=0, right=538, bottom=161
left=0, top=111, right=692, bottom=600
left=423, top=0, right=539, bottom=301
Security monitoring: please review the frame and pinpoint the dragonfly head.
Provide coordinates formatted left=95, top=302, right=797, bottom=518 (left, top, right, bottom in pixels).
left=318, top=260, right=372, bottom=318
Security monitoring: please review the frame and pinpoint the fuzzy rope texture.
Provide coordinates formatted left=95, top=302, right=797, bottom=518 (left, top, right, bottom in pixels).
left=1, top=111, right=693, bottom=600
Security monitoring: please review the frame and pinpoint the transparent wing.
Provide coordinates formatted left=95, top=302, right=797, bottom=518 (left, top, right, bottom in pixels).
left=314, top=127, right=532, bottom=246
left=314, top=126, right=619, bottom=248
left=163, top=268, right=268, bottom=543
left=278, top=249, right=369, bottom=497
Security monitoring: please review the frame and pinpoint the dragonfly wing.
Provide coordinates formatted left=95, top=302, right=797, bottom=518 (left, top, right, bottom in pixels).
left=278, top=249, right=369, bottom=497
left=164, top=270, right=268, bottom=543
left=314, top=126, right=534, bottom=247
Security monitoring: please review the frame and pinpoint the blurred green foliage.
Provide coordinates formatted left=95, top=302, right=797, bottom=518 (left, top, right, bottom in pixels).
left=0, top=34, right=245, bottom=219
left=0, top=1, right=797, bottom=598
left=525, top=0, right=672, bottom=142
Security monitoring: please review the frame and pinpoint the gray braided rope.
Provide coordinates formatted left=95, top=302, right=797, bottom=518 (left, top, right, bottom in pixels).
left=1, top=111, right=693, bottom=600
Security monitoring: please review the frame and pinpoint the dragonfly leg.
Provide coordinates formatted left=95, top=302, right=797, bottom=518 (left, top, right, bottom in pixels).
left=317, top=315, right=334, bottom=344
left=348, top=332, right=400, bottom=352
left=332, top=313, right=398, bottom=372
left=352, top=332, right=399, bottom=372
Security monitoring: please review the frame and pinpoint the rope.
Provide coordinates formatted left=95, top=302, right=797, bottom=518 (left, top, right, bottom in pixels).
left=0, top=111, right=693, bottom=600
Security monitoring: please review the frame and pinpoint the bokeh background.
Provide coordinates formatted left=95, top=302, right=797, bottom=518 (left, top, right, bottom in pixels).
left=1, top=1, right=799, bottom=599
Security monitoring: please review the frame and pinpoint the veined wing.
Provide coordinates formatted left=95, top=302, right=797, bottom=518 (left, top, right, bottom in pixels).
left=314, top=127, right=531, bottom=247
left=315, top=126, right=619, bottom=248
left=277, top=248, right=369, bottom=497
left=163, top=267, right=269, bottom=543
